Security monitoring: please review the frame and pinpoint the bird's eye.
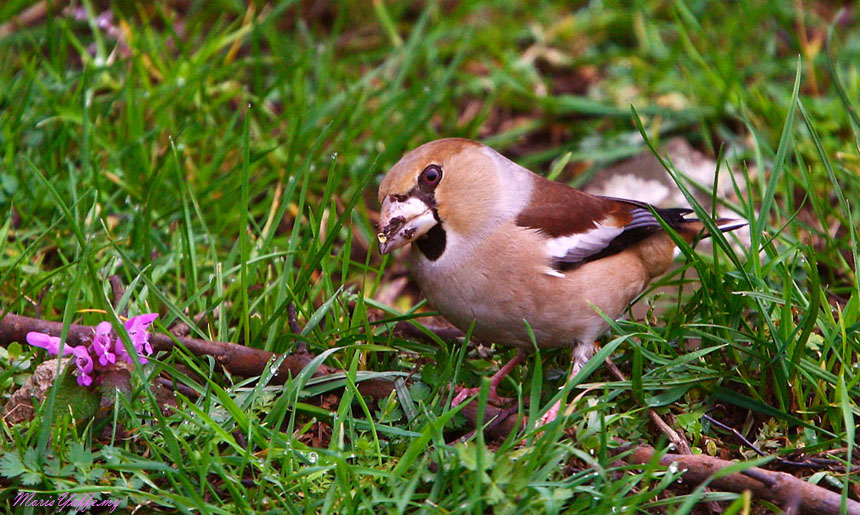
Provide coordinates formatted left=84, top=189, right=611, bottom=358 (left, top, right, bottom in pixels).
left=420, top=165, right=442, bottom=186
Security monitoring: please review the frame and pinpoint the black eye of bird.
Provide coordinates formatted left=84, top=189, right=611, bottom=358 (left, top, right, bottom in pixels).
left=421, top=165, right=442, bottom=186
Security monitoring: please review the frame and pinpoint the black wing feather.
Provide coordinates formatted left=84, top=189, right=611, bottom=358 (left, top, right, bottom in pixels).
left=552, top=200, right=693, bottom=271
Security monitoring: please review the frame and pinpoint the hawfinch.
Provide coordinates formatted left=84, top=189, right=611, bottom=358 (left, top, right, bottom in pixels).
left=376, top=138, right=745, bottom=424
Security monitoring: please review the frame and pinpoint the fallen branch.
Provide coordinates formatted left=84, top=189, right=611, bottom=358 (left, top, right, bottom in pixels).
left=625, top=444, right=860, bottom=515
left=0, top=1, right=48, bottom=38
left=0, top=313, right=516, bottom=438
left=392, top=320, right=464, bottom=342
left=0, top=312, right=327, bottom=383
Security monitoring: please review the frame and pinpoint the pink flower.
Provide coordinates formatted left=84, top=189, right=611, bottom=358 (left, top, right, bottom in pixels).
left=92, top=322, right=116, bottom=366
left=25, top=332, right=65, bottom=355
left=24, top=312, right=158, bottom=388
left=115, top=313, right=158, bottom=365
left=70, top=345, right=94, bottom=386
left=25, top=332, right=93, bottom=386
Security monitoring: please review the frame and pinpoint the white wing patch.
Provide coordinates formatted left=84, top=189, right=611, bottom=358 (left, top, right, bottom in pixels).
left=543, top=267, right=565, bottom=278
left=539, top=207, right=664, bottom=277
left=544, top=222, right=624, bottom=260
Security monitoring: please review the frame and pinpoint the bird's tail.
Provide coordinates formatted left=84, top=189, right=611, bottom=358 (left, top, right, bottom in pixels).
left=657, top=207, right=747, bottom=242
left=712, top=218, right=749, bottom=233
left=680, top=216, right=747, bottom=243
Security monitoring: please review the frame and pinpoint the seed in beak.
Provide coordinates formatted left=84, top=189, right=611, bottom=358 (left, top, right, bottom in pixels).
left=377, top=233, right=388, bottom=244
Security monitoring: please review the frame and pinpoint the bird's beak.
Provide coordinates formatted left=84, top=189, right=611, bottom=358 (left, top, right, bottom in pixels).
left=377, top=196, right=438, bottom=254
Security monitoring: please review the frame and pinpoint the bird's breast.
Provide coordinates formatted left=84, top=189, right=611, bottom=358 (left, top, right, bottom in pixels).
left=411, top=226, right=579, bottom=347
left=409, top=224, right=655, bottom=348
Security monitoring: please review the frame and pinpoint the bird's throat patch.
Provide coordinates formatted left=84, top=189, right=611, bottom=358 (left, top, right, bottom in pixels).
left=416, top=223, right=446, bottom=261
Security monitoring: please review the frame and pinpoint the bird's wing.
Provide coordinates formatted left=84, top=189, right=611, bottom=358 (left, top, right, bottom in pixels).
left=514, top=177, right=691, bottom=271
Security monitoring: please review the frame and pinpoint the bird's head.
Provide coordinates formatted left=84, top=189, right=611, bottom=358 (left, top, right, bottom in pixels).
left=376, top=138, right=520, bottom=257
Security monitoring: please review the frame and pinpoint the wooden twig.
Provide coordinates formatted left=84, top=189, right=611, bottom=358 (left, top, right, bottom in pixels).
left=624, top=444, right=860, bottom=514
left=287, top=302, right=304, bottom=335
left=605, top=357, right=721, bottom=514
left=703, top=412, right=766, bottom=456
left=287, top=302, right=308, bottom=353
left=34, top=286, right=48, bottom=320
left=0, top=312, right=329, bottom=384
left=155, top=376, right=199, bottom=399
left=0, top=1, right=48, bottom=38
left=604, top=357, right=692, bottom=454
left=392, top=320, right=464, bottom=342
left=704, top=413, right=860, bottom=472
left=109, top=275, right=128, bottom=318
left=169, top=303, right=230, bottom=338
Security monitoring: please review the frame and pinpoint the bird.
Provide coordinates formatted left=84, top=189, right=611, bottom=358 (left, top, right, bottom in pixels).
left=376, top=138, right=745, bottom=425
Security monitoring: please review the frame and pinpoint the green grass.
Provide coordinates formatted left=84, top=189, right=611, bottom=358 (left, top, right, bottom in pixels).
left=1, top=1, right=859, bottom=512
